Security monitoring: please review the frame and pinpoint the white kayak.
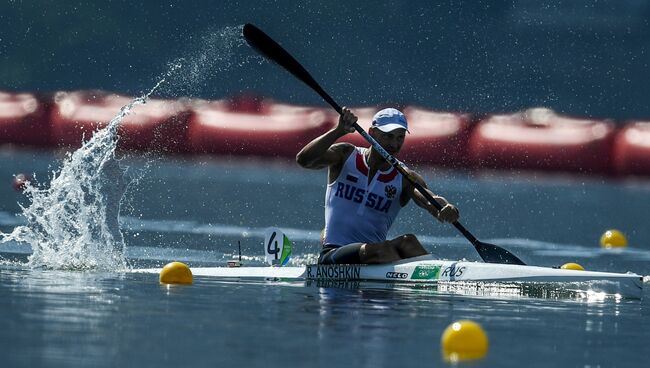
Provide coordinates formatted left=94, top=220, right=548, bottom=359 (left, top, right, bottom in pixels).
left=136, top=255, right=644, bottom=299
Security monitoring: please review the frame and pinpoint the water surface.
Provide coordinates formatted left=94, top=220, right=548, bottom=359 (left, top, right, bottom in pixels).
left=1, top=148, right=648, bottom=367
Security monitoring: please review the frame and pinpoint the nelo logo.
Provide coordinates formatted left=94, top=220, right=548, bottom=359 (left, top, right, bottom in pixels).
left=386, top=272, right=408, bottom=279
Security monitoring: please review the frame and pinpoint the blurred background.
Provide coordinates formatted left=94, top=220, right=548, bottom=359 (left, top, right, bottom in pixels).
left=2, top=0, right=649, bottom=120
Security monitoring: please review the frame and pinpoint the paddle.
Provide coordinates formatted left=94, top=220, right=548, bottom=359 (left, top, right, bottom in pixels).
left=243, top=23, right=526, bottom=265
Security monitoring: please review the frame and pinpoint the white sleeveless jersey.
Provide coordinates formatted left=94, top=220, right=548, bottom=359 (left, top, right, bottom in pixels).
left=323, top=147, right=404, bottom=246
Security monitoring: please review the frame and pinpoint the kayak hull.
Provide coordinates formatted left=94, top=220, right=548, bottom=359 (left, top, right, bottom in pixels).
left=137, top=256, right=644, bottom=299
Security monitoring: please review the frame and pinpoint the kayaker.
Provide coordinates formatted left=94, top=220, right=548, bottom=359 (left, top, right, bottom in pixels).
left=296, top=107, right=460, bottom=264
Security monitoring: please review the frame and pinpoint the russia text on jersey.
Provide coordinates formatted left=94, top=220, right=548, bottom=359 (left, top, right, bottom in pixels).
left=333, top=182, right=392, bottom=213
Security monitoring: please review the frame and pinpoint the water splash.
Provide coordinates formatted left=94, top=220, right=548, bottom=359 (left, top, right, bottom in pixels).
left=0, top=25, right=256, bottom=270
left=0, top=79, right=168, bottom=270
left=157, top=25, right=262, bottom=97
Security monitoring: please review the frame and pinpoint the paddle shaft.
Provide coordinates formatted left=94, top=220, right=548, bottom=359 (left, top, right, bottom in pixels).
left=313, top=96, right=482, bottom=247
left=360, top=130, right=481, bottom=246
left=242, top=23, right=524, bottom=264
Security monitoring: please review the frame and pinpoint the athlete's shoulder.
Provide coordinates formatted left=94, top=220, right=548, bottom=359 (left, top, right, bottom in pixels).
left=329, top=142, right=356, bottom=161
left=331, top=142, right=356, bottom=154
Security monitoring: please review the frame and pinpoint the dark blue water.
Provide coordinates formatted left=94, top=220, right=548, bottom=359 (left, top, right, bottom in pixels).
left=1, top=148, right=649, bottom=367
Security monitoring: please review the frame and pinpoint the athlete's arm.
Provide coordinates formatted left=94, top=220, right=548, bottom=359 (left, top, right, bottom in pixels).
left=296, top=107, right=357, bottom=170
left=402, top=170, right=460, bottom=223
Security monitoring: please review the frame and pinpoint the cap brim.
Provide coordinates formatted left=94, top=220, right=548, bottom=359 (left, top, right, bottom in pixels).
left=375, top=123, right=409, bottom=133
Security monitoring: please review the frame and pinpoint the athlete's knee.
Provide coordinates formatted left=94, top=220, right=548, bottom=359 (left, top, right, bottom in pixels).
left=376, top=244, right=400, bottom=257
left=360, top=243, right=400, bottom=263
left=400, top=234, right=420, bottom=246
left=396, top=234, right=426, bottom=257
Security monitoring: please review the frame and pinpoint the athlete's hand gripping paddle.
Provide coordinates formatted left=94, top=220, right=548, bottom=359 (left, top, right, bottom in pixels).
left=243, top=23, right=525, bottom=265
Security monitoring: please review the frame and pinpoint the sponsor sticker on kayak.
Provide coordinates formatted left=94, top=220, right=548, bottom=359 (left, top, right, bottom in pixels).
left=411, top=265, right=442, bottom=280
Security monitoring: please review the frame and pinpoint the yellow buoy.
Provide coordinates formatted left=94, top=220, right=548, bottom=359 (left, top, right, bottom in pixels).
left=441, top=320, right=488, bottom=362
left=561, top=262, right=585, bottom=271
left=600, top=229, right=628, bottom=248
left=159, top=261, right=193, bottom=284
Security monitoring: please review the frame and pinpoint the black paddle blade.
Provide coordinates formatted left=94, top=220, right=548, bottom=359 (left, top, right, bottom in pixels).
left=475, top=241, right=526, bottom=265
left=242, top=23, right=342, bottom=113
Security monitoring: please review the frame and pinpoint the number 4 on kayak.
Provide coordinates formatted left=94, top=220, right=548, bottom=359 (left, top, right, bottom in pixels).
left=264, top=227, right=292, bottom=266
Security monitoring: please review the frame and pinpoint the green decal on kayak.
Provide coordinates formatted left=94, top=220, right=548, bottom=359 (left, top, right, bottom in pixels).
left=411, top=265, right=441, bottom=280
left=279, top=234, right=292, bottom=266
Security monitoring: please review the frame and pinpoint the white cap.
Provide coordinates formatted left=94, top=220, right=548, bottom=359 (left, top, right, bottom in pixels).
left=371, top=108, right=409, bottom=133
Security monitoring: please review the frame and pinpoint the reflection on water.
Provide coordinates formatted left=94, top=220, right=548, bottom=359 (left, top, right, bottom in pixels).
left=308, top=276, right=645, bottom=367
left=0, top=267, right=647, bottom=368
left=1, top=268, right=126, bottom=366
left=303, top=278, right=635, bottom=302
